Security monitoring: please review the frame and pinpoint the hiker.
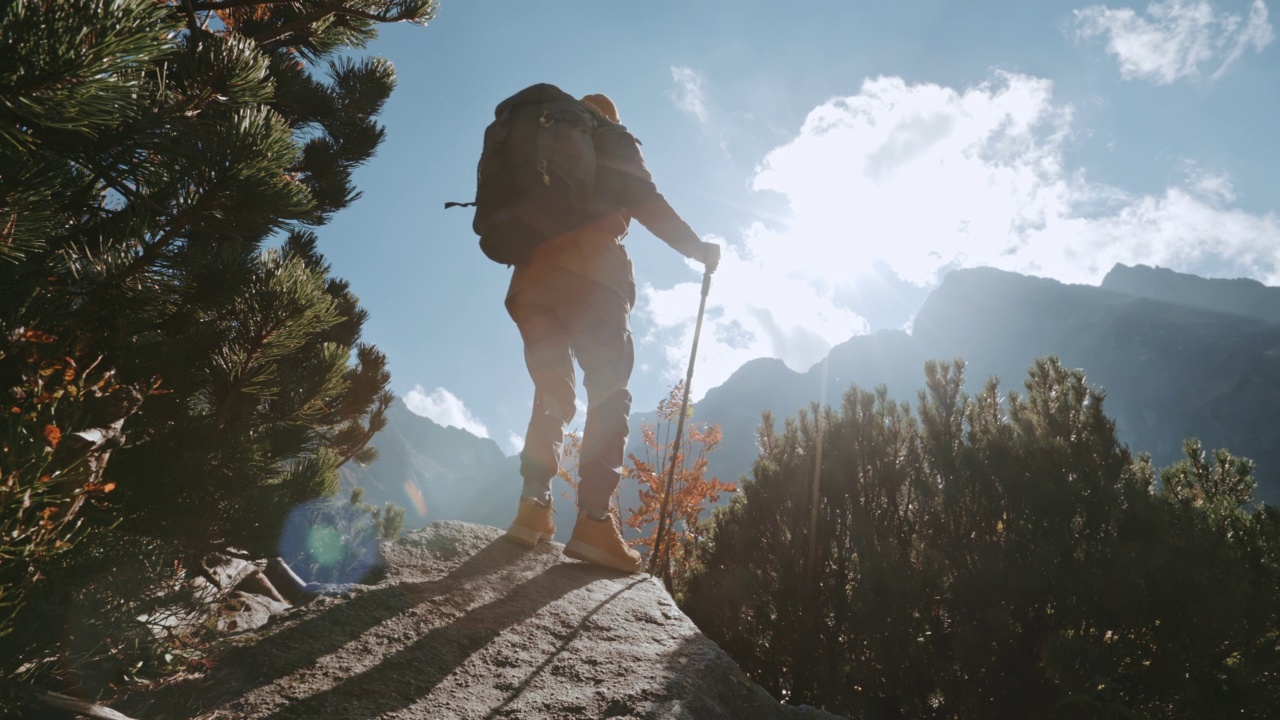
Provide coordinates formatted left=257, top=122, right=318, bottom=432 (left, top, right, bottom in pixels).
left=496, top=90, right=720, bottom=572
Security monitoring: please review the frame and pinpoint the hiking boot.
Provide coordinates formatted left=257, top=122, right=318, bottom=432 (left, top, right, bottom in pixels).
left=504, top=498, right=556, bottom=548
left=563, top=512, right=643, bottom=573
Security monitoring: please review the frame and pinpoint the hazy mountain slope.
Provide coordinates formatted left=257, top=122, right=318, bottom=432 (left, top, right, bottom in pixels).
left=342, top=401, right=520, bottom=532
left=345, top=401, right=580, bottom=540
left=687, top=357, right=813, bottom=481
left=688, top=330, right=919, bottom=486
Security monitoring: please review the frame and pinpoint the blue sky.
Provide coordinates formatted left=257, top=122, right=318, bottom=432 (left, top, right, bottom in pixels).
left=318, top=0, right=1278, bottom=455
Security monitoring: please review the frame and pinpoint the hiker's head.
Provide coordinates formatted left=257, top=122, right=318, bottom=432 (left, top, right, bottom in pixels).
left=581, top=94, right=619, bottom=123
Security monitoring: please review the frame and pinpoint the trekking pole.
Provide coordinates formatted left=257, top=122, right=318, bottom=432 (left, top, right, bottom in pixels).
left=648, top=268, right=713, bottom=579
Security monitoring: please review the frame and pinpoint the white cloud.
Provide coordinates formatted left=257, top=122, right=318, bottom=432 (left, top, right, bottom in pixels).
left=751, top=72, right=1280, bottom=284
left=404, top=385, right=489, bottom=438
left=1184, top=162, right=1236, bottom=202
left=669, top=66, right=710, bottom=123
left=504, top=431, right=524, bottom=456
left=640, top=239, right=869, bottom=398
left=637, top=72, right=1280, bottom=395
left=1074, top=0, right=1274, bottom=83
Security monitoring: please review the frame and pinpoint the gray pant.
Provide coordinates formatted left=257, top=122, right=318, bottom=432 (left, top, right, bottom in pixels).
left=507, top=268, right=634, bottom=516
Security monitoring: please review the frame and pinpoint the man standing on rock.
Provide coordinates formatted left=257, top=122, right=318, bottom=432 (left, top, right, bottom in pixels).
left=478, top=87, right=719, bottom=572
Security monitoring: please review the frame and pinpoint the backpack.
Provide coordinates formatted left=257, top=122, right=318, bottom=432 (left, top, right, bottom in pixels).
left=450, top=84, right=601, bottom=265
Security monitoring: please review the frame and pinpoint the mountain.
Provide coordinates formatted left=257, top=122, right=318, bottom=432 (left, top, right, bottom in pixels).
left=342, top=400, right=520, bottom=533
left=692, top=264, right=1280, bottom=504
left=687, top=330, right=919, bottom=488
left=344, top=401, right=578, bottom=540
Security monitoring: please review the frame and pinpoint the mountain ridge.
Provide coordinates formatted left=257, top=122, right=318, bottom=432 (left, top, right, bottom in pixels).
left=692, top=263, right=1280, bottom=502
left=1102, top=263, right=1280, bottom=325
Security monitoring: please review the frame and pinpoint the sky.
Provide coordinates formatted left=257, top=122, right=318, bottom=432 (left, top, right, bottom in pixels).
left=317, top=0, right=1280, bottom=456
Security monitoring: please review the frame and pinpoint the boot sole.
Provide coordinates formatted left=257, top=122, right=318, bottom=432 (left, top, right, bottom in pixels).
left=504, top=524, right=555, bottom=548
left=563, top=539, right=643, bottom=573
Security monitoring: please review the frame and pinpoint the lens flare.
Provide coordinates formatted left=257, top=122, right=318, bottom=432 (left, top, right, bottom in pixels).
left=278, top=497, right=382, bottom=584
left=403, top=478, right=428, bottom=517
left=306, top=524, right=344, bottom=567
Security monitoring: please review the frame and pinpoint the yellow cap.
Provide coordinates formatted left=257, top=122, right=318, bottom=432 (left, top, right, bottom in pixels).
left=580, top=94, right=619, bottom=123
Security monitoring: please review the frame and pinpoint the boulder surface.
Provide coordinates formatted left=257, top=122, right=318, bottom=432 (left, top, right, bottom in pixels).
left=124, top=521, right=841, bottom=720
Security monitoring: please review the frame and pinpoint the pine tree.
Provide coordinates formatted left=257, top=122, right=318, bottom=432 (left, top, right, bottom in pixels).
left=1, top=0, right=433, bottom=690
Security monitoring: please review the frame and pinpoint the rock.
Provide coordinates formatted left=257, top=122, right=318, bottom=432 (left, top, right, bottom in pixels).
left=264, top=557, right=311, bottom=604
left=215, top=591, right=290, bottom=634
left=137, top=555, right=297, bottom=644
left=192, top=554, right=258, bottom=605
left=301, top=581, right=363, bottom=597
left=235, top=565, right=289, bottom=605
left=39, top=691, right=138, bottom=720
left=121, top=521, right=844, bottom=719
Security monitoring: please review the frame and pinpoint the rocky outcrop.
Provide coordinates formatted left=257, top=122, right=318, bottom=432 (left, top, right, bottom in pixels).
left=121, top=522, right=842, bottom=720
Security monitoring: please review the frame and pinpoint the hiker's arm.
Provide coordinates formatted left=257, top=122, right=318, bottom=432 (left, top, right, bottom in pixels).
left=632, top=196, right=720, bottom=272
left=602, top=133, right=718, bottom=268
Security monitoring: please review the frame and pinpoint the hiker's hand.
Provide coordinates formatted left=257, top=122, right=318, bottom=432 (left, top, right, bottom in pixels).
left=699, top=241, right=721, bottom=273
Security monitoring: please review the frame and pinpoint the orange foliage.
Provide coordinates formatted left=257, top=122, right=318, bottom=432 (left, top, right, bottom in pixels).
left=625, top=382, right=736, bottom=580
left=555, top=431, right=583, bottom=500
left=555, top=383, right=735, bottom=581
left=42, top=424, right=61, bottom=449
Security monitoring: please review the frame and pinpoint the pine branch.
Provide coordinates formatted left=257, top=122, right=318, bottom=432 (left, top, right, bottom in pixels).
left=333, top=389, right=392, bottom=467
left=104, top=201, right=205, bottom=289
left=188, top=0, right=297, bottom=9
left=180, top=0, right=201, bottom=33
left=64, top=193, right=208, bottom=336
left=258, top=1, right=432, bottom=52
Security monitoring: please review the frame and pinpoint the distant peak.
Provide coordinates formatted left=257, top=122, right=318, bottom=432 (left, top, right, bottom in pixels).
left=1101, top=263, right=1278, bottom=325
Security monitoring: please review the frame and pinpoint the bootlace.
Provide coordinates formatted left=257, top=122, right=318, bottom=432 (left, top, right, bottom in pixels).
left=607, top=508, right=627, bottom=541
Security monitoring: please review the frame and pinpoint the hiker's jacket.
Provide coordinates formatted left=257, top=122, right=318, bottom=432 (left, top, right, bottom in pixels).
left=507, top=123, right=703, bottom=310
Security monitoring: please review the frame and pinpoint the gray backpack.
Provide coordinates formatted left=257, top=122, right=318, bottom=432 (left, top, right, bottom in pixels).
left=451, top=84, right=600, bottom=265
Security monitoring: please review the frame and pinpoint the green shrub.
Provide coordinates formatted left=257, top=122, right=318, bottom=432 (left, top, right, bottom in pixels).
left=681, top=358, right=1280, bottom=719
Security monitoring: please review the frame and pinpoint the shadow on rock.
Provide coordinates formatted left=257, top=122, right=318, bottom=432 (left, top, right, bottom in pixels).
left=262, top=561, right=599, bottom=719
left=125, top=536, right=532, bottom=716
left=482, top=575, right=648, bottom=719
left=116, top=522, right=834, bottom=720
left=657, top=633, right=846, bottom=720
